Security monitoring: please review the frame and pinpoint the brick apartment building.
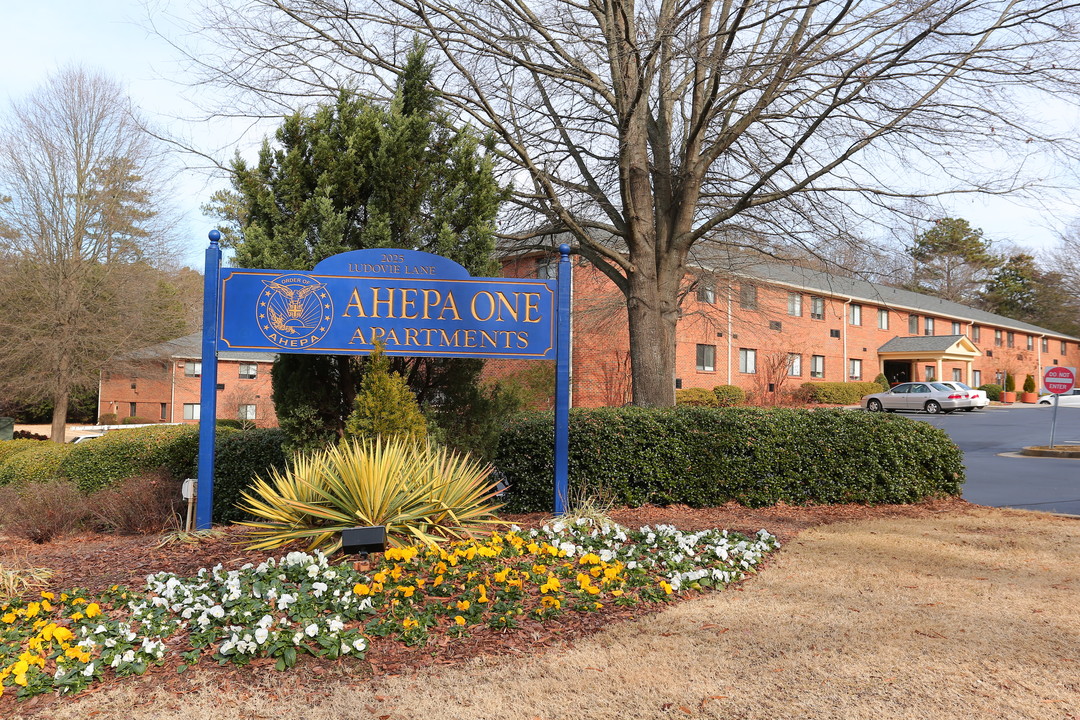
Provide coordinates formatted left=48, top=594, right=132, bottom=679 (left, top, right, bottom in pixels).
left=98, top=333, right=278, bottom=426
left=500, top=252, right=1080, bottom=407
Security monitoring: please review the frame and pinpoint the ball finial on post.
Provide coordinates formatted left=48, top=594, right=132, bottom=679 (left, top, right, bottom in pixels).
left=558, top=243, right=571, bottom=258
left=208, top=229, right=222, bottom=244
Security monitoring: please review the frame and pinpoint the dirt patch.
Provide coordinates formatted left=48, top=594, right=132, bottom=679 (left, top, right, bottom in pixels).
left=7, top=500, right=1078, bottom=719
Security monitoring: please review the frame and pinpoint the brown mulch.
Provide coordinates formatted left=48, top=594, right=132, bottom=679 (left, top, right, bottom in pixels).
left=0, top=497, right=975, bottom=716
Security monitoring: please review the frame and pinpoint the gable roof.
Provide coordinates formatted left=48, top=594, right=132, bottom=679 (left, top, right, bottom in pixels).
left=726, top=261, right=1079, bottom=342
left=124, top=332, right=278, bottom=363
left=877, top=335, right=978, bottom=354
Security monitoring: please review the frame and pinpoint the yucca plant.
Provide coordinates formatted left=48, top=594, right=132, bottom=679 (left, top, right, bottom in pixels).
left=237, top=439, right=503, bottom=553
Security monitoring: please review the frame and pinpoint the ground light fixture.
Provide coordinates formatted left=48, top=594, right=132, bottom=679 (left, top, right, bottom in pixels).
left=341, top=525, right=387, bottom=556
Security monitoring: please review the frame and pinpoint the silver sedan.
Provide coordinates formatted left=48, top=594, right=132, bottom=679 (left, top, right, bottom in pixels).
left=862, top=382, right=970, bottom=414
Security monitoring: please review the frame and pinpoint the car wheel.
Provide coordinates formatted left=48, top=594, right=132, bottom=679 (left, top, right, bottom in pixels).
left=1039, top=400, right=1051, bottom=405
left=924, top=400, right=942, bottom=414
left=867, top=399, right=883, bottom=412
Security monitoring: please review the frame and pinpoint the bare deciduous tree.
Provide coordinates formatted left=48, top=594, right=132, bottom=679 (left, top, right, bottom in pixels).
left=0, top=67, right=185, bottom=442
left=180, top=0, right=1080, bottom=406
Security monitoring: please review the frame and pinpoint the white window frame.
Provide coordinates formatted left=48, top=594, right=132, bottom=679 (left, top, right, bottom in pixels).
left=810, top=296, right=825, bottom=320
left=183, top=403, right=201, bottom=420
left=184, top=361, right=202, bottom=377
left=849, top=304, right=862, bottom=326
left=238, top=363, right=258, bottom=379
left=952, top=321, right=962, bottom=334
left=878, top=309, right=888, bottom=330
left=739, top=348, right=757, bottom=374
left=787, top=353, right=802, bottom=377
left=697, top=281, right=715, bottom=304
left=238, top=404, right=257, bottom=421
left=787, top=293, right=802, bottom=317
left=696, top=344, right=716, bottom=372
left=972, top=370, right=982, bottom=387
left=924, top=317, right=934, bottom=336
left=848, top=358, right=862, bottom=381
left=810, top=355, right=825, bottom=379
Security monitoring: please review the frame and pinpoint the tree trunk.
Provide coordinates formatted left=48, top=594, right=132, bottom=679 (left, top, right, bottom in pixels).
left=50, top=391, right=69, bottom=445
left=626, top=261, right=682, bottom=407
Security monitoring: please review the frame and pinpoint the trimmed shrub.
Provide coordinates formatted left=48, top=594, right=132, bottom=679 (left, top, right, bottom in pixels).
left=216, top=419, right=246, bottom=430
left=0, top=440, right=46, bottom=465
left=1004, top=373, right=1016, bottom=392
left=0, top=480, right=88, bottom=543
left=60, top=424, right=201, bottom=493
left=121, top=416, right=157, bottom=425
left=801, top=381, right=883, bottom=405
left=1023, top=374, right=1036, bottom=393
left=87, top=471, right=182, bottom=534
left=0, top=442, right=74, bottom=487
left=675, top=388, right=719, bottom=407
left=495, top=407, right=965, bottom=512
left=98, top=413, right=119, bottom=425
left=873, top=373, right=890, bottom=392
left=979, top=383, right=1002, bottom=401
left=713, top=385, right=746, bottom=407
left=213, top=428, right=289, bottom=523
left=344, top=345, right=428, bottom=444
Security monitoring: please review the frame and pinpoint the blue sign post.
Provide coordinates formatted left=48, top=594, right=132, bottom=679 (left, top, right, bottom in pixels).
left=195, top=242, right=573, bottom=528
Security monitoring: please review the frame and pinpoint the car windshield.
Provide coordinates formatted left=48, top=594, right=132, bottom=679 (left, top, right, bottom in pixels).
left=930, top=383, right=953, bottom=392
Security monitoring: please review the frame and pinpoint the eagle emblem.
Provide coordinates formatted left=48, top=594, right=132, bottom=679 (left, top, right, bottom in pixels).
left=256, top=274, right=333, bottom=348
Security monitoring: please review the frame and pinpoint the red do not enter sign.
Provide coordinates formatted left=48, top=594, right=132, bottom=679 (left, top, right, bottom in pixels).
left=1043, top=366, right=1077, bottom=394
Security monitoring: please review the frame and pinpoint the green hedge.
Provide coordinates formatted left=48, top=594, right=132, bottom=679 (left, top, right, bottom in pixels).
left=60, top=425, right=203, bottom=493
left=978, top=383, right=1002, bottom=401
left=213, top=428, right=289, bottom=523
left=0, top=443, right=74, bottom=486
left=0, top=439, right=47, bottom=465
left=675, top=388, right=718, bottom=407
left=495, top=407, right=964, bottom=512
left=713, top=385, right=746, bottom=407
left=802, top=381, right=884, bottom=405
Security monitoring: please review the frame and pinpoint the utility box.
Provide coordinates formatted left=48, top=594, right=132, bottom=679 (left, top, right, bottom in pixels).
left=0, top=417, right=13, bottom=441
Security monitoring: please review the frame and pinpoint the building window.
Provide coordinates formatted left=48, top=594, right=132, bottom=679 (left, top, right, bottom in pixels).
left=995, top=370, right=1004, bottom=385
left=849, top=304, right=862, bottom=326
left=972, top=370, right=981, bottom=387
left=1007, top=331, right=1015, bottom=348
left=239, top=404, right=257, bottom=421
left=952, top=368, right=962, bottom=382
left=184, top=361, right=202, bottom=377
left=1062, top=340, right=1068, bottom=354
left=924, top=317, right=934, bottom=336
left=787, top=353, right=802, bottom=377
left=739, top=348, right=757, bottom=374
left=128, top=402, right=137, bottom=418
left=788, top=293, right=802, bottom=317
left=925, top=365, right=936, bottom=381
left=696, top=344, right=716, bottom=372
left=994, top=329, right=1002, bottom=347
left=1026, top=335, right=1034, bottom=351
left=769, top=320, right=782, bottom=331
left=739, top=284, right=758, bottom=310
left=810, top=355, right=825, bottom=379
left=159, top=403, right=167, bottom=421
left=1042, top=337, right=1049, bottom=352
left=952, top=321, right=962, bottom=334
left=972, top=326, right=981, bottom=343
left=239, top=363, right=258, bottom=379
left=535, top=258, right=555, bottom=279
left=696, top=281, right=715, bottom=304
left=908, top=315, right=919, bottom=334
left=848, top=358, right=862, bottom=381
left=878, top=309, right=889, bottom=330
left=810, top=296, right=825, bottom=320
left=183, top=403, right=200, bottom=420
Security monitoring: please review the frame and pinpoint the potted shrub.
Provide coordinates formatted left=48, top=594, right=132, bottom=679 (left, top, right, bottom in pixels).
left=1000, top=373, right=1016, bottom=403
left=1021, top=374, right=1038, bottom=403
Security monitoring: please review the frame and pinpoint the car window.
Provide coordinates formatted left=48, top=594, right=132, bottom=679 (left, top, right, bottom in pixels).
left=911, top=384, right=929, bottom=393
left=930, top=383, right=952, bottom=392
left=892, top=384, right=910, bottom=394
left=956, top=383, right=973, bottom=390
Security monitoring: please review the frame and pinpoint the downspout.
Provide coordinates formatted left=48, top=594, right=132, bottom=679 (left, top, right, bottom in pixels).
left=726, top=288, right=733, bottom=385
left=843, top=299, right=851, bottom=381
left=170, top=360, right=177, bottom=423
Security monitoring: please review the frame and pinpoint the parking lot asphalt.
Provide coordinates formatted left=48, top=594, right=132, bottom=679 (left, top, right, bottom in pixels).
left=897, top=404, right=1080, bottom=516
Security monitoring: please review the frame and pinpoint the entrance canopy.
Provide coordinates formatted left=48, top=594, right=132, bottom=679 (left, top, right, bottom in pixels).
left=877, top=334, right=981, bottom=383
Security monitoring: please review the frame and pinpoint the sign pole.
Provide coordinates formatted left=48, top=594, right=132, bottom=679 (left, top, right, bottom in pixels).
left=1043, top=365, right=1077, bottom=451
left=195, top=230, right=222, bottom=530
left=1050, top=394, right=1060, bottom=449
left=554, top=243, right=572, bottom=515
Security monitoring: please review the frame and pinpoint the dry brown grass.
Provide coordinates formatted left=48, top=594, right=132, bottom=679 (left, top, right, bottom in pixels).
left=13, top=506, right=1079, bottom=720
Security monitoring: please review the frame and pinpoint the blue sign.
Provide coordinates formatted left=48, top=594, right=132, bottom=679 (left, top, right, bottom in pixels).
left=218, top=249, right=555, bottom=359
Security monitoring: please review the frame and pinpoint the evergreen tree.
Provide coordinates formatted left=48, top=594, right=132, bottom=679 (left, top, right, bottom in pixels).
left=907, top=218, right=999, bottom=303
left=344, top=344, right=429, bottom=444
left=982, top=254, right=1080, bottom=336
left=208, top=43, right=509, bottom=452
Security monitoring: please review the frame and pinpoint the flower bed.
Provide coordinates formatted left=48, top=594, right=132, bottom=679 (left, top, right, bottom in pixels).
left=0, top=520, right=778, bottom=701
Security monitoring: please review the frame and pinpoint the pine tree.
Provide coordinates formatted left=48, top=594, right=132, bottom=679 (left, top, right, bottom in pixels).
left=344, top=344, right=428, bottom=444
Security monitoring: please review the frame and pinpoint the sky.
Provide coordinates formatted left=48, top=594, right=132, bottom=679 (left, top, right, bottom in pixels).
left=1, top=0, right=1077, bottom=269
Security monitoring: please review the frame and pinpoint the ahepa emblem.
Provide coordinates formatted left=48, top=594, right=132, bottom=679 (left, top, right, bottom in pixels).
left=257, top=274, right=333, bottom=348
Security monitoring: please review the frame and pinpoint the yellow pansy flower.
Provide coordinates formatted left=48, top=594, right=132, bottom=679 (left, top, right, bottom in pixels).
left=454, top=616, right=466, bottom=626
left=456, top=599, right=471, bottom=612
left=352, top=583, right=371, bottom=596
